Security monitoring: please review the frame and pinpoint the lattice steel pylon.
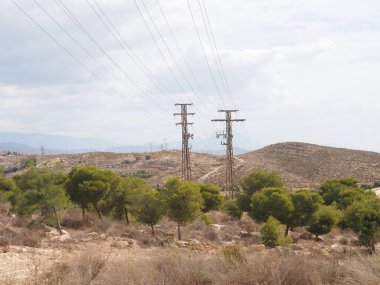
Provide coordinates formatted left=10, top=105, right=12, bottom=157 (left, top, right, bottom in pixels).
left=212, top=110, right=245, bottom=198
left=174, top=103, right=194, bottom=180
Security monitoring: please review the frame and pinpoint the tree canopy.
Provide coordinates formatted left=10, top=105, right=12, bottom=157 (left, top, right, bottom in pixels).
left=7, top=168, right=69, bottom=233
left=161, top=177, right=203, bottom=240
left=344, top=195, right=380, bottom=253
left=65, top=166, right=117, bottom=220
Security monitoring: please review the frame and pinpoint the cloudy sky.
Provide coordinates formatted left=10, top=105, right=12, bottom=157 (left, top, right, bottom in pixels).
left=0, top=0, right=379, bottom=152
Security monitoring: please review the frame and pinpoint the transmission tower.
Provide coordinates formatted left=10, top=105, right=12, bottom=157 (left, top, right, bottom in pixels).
left=212, top=110, right=245, bottom=198
left=174, top=103, right=194, bottom=180
left=40, top=145, right=45, bottom=161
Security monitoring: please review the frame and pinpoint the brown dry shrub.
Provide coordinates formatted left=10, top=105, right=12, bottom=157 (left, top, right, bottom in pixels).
left=11, top=216, right=29, bottom=228
left=44, top=252, right=108, bottom=285
left=208, top=210, right=230, bottom=224
left=0, top=236, right=9, bottom=253
left=10, top=229, right=44, bottom=248
left=203, top=226, right=220, bottom=242
left=18, top=249, right=380, bottom=285
left=237, top=214, right=259, bottom=232
left=60, top=209, right=94, bottom=230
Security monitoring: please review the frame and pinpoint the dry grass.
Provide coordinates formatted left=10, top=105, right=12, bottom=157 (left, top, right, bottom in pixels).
left=14, top=248, right=380, bottom=285
left=9, top=229, right=44, bottom=248
left=0, top=236, right=9, bottom=253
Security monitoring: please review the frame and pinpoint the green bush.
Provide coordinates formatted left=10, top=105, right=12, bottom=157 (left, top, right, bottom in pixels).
left=223, top=199, right=243, bottom=220
left=307, top=206, right=338, bottom=239
left=161, top=177, right=204, bottom=240
left=240, top=169, right=283, bottom=196
left=319, top=178, right=358, bottom=205
left=25, top=156, right=37, bottom=168
left=199, top=183, right=223, bottom=212
left=260, top=216, right=292, bottom=248
left=200, top=213, right=212, bottom=225
left=221, top=245, right=245, bottom=263
left=344, top=196, right=380, bottom=253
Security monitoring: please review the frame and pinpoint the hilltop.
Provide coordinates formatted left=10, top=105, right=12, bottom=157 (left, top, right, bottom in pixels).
left=1, top=142, right=379, bottom=188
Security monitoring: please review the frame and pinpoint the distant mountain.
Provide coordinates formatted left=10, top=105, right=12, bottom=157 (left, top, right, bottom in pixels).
left=0, top=132, right=253, bottom=155
left=0, top=132, right=116, bottom=152
left=0, top=143, right=37, bottom=153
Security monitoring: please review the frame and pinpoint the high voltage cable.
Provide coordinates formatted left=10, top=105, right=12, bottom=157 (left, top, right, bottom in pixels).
left=133, top=0, right=190, bottom=100
left=186, top=0, right=226, bottom=108
left=32, top=0, right=167, bottom=113
left=197, top=0, right=231, bottom=106
left=94, top=0, right=214, bottom=149
left=139, top=0, right=198, bottom=101
left=55, top=0, right=166, bottom=110
left=200, top=0, right=237, bottom=108
left=88, top=0, right=177, bottom=105
left=155, top=0, right=216, bottom=110
left=91, top=0, right=173, bottom=98
left=84, top=0, right=171, bottom=110
left=138, top=0, right=210, bottom=117
left=10, top=0, right=159, bottom=119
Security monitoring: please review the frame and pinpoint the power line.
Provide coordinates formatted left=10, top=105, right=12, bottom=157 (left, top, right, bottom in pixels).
left=139, top=0, right=214, bottom=119
left=33, top=0, right=167, bottom=113
left=155, top=0, right=217, bottom=110
left=140, top=0, right=204, bottom=106
left=93, top=0, right=211, bottom=120
left=133, top=0, right=189, bottom=98
left=55, top=0, right=166, bottom=110
left=186, top=0, right=226, bottom=108
left=91, top=0, right=172, bottom=97
left=197, top=0, right=234, bottom=108
left=10, top=0, right=158, bottom=119
left=200, top=0, right=236, bottom=108
left=87, top=0, right=176, bottom=106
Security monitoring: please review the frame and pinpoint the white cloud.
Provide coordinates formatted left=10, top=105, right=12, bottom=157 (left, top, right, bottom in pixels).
left=0, top=0, right=379, bottom=151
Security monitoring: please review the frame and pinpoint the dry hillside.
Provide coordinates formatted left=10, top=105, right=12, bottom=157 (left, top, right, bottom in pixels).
left=1, top=142, right=379, bottom=188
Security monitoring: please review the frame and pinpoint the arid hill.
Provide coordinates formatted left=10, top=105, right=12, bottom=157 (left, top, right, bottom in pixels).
left=1, top=142, right=379, bottom=189
left=236, top=142, right=380, bottom=188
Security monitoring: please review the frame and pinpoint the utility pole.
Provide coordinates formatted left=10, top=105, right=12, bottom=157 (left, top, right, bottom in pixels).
left=40, top=145, right=45, bottom=162
left=174, top=103, right=194, bottom=180
left=212, top=110, right=245, bottom=198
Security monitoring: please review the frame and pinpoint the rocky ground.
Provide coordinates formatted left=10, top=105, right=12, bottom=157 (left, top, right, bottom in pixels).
left=0, top=209, right=373, bottom=284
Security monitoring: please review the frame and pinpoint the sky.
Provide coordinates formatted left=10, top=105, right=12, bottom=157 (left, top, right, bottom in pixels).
left=0, top=0, right=379, bottom=152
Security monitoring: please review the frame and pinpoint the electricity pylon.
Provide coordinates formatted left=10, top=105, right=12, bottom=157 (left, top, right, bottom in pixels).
left=174, top=103, right=194, bottom=180
left=212, top=110, right=245, bottom=198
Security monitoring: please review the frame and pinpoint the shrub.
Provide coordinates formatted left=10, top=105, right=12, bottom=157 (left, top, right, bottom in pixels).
left=199, top=183, right=223, bottom=212
left=161, top=177, right=203, bottom=240
left=260, top=216, right=292, bottom=247
left=0, top=236, right=9, bottom=253
left=223, top=199, right=243, bottom=220
left=319, top=178, right=358, bottom=205
left=131, top=190, right=166, bottom=234
left=221, top=245, right=245, bottom=263
left=260, top=216, right=292, bottom=248
left=25, top=156, right=37, bottom=168
left=10, top=229, right=43, bottom=247
left=240, top=169, right=283, bottom=196
left=200, top=213, right=212, bottom=225
left=307, top=206, right=338, bottom=239
left=344, top=196, right=380, bottom=253
left=204, top=226, right=219, bottom=241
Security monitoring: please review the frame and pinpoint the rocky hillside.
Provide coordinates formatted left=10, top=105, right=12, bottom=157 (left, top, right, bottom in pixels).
left=1, top=142, right=379, bottom=189
left=236, top=142, right=380, bottom=188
